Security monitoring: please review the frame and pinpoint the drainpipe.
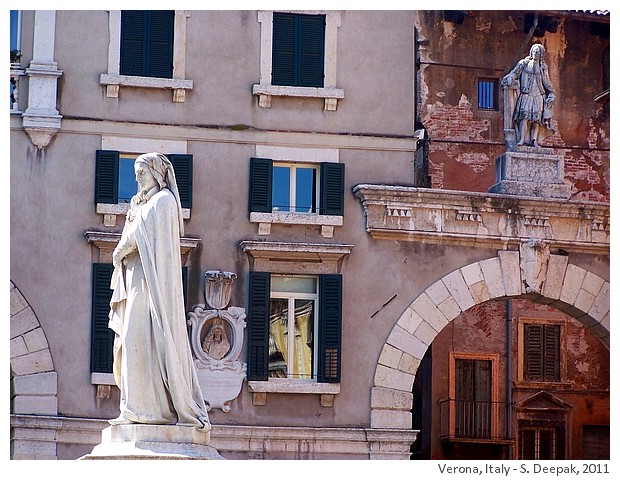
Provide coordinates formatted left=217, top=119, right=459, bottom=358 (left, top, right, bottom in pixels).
left=505, top=299, right=513, bottom=459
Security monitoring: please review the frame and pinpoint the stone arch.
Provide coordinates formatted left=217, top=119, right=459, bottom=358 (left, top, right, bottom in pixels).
left=10, top=281, right=58, bottom=416
left=370, top=250, right=610, bottom=429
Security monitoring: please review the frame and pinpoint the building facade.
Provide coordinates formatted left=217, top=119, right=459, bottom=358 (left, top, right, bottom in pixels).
left=10, top=10, right=609, bottom=460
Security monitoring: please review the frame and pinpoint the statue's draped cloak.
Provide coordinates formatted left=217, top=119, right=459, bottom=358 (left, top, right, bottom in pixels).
left=109, top=188, right=209, bottom=429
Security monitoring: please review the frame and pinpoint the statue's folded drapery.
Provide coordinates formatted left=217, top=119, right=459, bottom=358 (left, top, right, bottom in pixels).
left=109, top=167, right=209, bottom=429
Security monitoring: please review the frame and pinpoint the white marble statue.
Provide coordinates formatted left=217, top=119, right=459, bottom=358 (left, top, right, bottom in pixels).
left=108, top=152, right=210, bottom=430
left=502, top=43, right=556, bottom=147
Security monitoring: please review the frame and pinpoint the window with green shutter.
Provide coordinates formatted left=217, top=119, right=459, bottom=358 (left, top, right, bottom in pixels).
left=247, top=272, right=342, bottom=383
left=272, top=12, right=325, bottom=88
left=120, top=11, right=174, bottom=78
left=248, top=158, right=344, bottom=216
left=95, top=150, right=193, bottom=209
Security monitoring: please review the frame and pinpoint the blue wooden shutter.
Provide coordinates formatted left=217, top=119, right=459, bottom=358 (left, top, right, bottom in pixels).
left=298, top=14, right=325, bottom=87
left=247, top=272, right=271, bottom=381
left=319, top=162, right=345, bottom=215
left=318, top=274, right=342, bottom=383
left=249, top=157, right=273, bottom=213
left=169, top=154, right=193, bottom=209
left=95, top=150, right=119, bottom=204
left=90, top=263, right=115, bottom=373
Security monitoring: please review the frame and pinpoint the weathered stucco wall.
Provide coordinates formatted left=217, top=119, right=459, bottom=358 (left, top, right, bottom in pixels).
left=415, top=11, right=609, bottom=201
left=430, top=299, right=610, bottom=460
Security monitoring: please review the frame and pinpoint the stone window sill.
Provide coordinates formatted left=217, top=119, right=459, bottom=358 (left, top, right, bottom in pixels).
left=249, top=211, right=343, bottom=238
left=252, top=84, right=344, bottom=111
left=248, top=380, right=340, bottom=407
left=96, top=203, right=191, bottom=227
left=99, top=74, right=193, bottom=102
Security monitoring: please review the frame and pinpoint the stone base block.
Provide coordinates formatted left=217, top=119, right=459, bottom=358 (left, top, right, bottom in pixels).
left=488, top=147, right=572, bottom=199
left=79, top=424, right=224, bottom=460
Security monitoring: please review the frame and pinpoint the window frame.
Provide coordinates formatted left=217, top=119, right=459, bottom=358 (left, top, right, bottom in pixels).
left=448, top=352, right=500, bottom=440
left=517, top=318, right=566, bottom=386
left=252, top=10, right=344, bottom=110
left=241, top=240, right=352, bottom=407
left=248, top=146, right=344, bottom=238
left=269, top=275, right=319, bottom=380
left=100, top=10, right=193, bottom=102
left=272, top=162, right=319, bottom=214
left=518, top=422, right=565, bottom=460
left=94, top=137, right=192, bottom=227
left=477, top=77, right=499, bottom=110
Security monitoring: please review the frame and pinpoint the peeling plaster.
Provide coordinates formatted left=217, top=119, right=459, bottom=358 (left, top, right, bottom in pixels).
left=499, top=16, right=519, bottom=34
left=456, top=153, right=490, bottom=174
left=475, top=17, right=492, bottom=33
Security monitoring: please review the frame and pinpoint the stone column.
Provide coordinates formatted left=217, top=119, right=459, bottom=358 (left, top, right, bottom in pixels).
left=22, top=10, right=63, bottom=150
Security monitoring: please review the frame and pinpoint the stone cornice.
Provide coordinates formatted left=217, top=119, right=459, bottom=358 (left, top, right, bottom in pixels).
left=353, top=185, right=609, bottom=255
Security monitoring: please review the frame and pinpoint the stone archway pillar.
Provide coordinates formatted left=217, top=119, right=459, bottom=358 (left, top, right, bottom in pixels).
left=10, top=281, right=58, bottom=459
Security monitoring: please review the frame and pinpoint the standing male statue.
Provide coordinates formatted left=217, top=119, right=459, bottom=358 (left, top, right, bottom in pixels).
left=108, top=152, right=210, bottom=430
left=502, top=43, right=556, bottom=147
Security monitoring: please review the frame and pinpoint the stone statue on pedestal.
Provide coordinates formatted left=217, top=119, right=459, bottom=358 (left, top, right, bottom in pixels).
left=501, top=43, right=556, bottom=149
left=489, top=45, right=571, bottom=200
left=82, top=153, right=222, bottom=459
left=108, top=152, right=210, bottom=430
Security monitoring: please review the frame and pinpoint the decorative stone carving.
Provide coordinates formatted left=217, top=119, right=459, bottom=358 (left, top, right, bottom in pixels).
left=519, top=239, right=551, bottom=294
left=204, top=270, right=237, bottom=310
left=488, top=147, right=572, bottom=199
left=187, top=271, right=247, bottom=412
left=353, top=184, right=609, bottom=255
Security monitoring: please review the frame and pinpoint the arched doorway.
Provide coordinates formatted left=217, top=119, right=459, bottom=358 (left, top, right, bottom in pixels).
left=370, top=250, right=609, bottom=431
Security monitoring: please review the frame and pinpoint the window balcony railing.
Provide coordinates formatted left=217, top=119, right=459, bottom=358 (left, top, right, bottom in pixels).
left=439, top=399, right=514, bottom=444
left=10, top=62, right=24, bottom=112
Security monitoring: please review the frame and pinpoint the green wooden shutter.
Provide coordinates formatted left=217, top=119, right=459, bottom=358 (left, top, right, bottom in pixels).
left=272, top=13, right=296, bottom=86
left=543, top=324, right=561, bottom=382
left=320, top=162, right=345, bottom=216
left=298, top=14, right=325, bottom=87
left=249, top=157, right=273, bottom=213
left=524, top=324, right=543, bottom=381
left=169, top=154, right=193, bottom=209
left=272, top=13, right=325, bottom=87
left=146, top=11, right=174, bottom=78
left=91, top=263, right=115, bottom=373
left=247, top=272, right=271, bottom=381
left=120, top=11, right=173, bottom=78
left=318, top=274, right=342, bottom=383
left=120, top=11, right=147, bottom=76
left=95, top=150, right=119, bottom=204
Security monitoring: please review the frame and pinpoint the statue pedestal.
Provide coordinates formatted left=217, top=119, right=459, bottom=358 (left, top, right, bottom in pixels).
left=488, top=146, right=572, bottom=199
left=80, top=424, right=224, bottom=460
